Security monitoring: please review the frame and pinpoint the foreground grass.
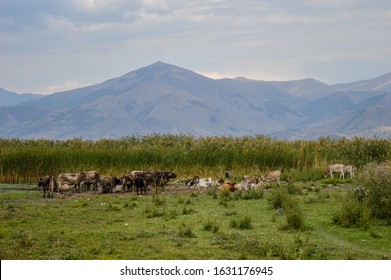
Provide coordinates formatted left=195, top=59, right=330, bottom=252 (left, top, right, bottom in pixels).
left=0, top=183, right=390, bottom=260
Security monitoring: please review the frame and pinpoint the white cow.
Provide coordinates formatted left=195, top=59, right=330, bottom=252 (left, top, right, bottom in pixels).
left=58, top=173, right=79, bottom=193
left=327, top=164, right=345, bottom=179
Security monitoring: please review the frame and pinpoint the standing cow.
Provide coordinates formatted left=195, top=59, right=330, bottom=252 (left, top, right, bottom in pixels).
left=76, top=171, right=100, bottom=192
left=327, top=164, right=345, bottom=179
left=38, top=175, right=58, bottom=198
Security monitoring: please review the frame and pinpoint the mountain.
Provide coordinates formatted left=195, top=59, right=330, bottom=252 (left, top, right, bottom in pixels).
left=0, top=61, right=390, bottom=140
left=0, top=87, right=43, bottom=107
left=333, top=72, right=391, bottom=92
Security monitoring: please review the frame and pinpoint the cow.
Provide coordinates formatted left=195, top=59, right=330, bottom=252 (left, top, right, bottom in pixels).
left=327, top=164, right=345, bottom=179
left=76, top=171, right=100, bottom=192
left=218, top=181, right=237, bottom=192
left=344, top=165, right=355, bottom=178
left=261, top=170, right=281, bottom=184
left=98, top=175, right=114, bottom=194
left=58, top=173, right=79, bottom=193
left=198, top=177, right=214, bottom=188
left=37, top=175, right=58, bottom=198
left=134, top=176, right=147, bottom=195
left=243, top=175, right=261, bottom=190
left=121, top=174, right=134, bottom=192
left=185, top=176, right=200, bottom=188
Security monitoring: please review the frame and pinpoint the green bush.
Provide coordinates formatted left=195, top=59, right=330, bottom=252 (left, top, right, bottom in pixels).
left=332, top=191, right=370, bottom=228
left=356, top=162, right=391, bottom=220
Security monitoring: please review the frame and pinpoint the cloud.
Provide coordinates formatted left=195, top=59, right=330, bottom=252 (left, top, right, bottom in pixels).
left=40, top=81, right=92, bottom=94
left=1, top=0, right=391, bottom=92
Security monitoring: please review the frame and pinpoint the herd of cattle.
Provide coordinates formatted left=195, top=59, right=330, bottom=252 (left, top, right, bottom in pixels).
left=37, top=163, right=355, bottom=198
left=37, top=170, right=177, bottom=198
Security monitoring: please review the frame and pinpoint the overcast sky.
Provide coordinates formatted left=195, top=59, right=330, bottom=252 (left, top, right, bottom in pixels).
left=1, top=0, right=391, bottom=94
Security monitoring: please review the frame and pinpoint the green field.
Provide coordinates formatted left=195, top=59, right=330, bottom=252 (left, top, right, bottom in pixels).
left=1, top=181, right=390, bottom=260
left=1, top=135, right=390, bottom=260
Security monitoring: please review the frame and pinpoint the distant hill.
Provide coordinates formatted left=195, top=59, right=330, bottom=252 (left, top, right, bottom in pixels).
left=0, top=62, right=390, bottom=140
left=0, top=87, right=43, bottom=107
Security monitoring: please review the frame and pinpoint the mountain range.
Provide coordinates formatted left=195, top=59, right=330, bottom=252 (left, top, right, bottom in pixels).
left=1, top=61, right=391, bottom=140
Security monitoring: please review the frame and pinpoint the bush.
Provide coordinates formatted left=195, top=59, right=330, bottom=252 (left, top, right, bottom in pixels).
left=332, top=191, right=370, bottom=228
left=356, top=162, right=391, bottom=220
left=270, top=188, right=306, bottom=230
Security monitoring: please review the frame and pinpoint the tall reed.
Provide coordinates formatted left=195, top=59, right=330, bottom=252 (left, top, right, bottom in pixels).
left=0, top=135, right=390, bottom=183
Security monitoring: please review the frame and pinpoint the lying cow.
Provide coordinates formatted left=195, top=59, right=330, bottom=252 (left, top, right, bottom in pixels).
left=218, top=181, right=237, bottom=192
left=38, top=175, right=58, bottom=198
left=326, top=164, right=345, bottom=179
left=185, top=176, right=200, bottom=188
left=186, top=176, right=214, bottom=189
left=261, top=170, right=281, bottom=184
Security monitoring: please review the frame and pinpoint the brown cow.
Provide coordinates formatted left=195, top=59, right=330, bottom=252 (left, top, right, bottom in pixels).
left=262, top=170, right=281, bottom=184
left=38, top=175, right=58, bottom=198
left=219, top=181, right=237, bottom=192
left=76, top=171, right=100, bottom=192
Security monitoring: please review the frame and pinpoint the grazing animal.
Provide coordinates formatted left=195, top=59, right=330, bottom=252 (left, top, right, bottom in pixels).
left=327, top=164, right=345, bottom=179
left=37, top=175, right=58, bottom=198
left=344, top=165, right=355, bottom=178
left=262, top=170, right=281, bottom=184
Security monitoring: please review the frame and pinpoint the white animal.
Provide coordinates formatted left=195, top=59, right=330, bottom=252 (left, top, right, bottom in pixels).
left=344, top=165, right=355, bottom=178
left=327, top=164, right=345, bottom=179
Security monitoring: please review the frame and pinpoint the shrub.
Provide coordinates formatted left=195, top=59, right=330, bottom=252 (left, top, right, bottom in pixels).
left=332, top=191, right=370, bottom=228
left=230, top=215, right=252, bottom=230
left=270, top=187, right=289, bottom=209
left=356, top=162, right=391, bottom=220
left=281, top=196, right=306, bottom=230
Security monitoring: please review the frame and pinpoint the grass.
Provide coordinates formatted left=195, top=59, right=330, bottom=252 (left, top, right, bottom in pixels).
left=1, top=182, right=390, bottom=260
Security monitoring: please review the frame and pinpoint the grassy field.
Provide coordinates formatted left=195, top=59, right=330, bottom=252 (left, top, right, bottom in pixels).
left=1, top=180, right=390, bottom=260
left=1, top=135, right=390, bottom=260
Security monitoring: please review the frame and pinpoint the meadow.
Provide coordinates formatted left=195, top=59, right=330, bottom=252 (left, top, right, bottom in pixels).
left=1, top=135, right=391, bottom=260
left=1, top=181, right=390, bottom=260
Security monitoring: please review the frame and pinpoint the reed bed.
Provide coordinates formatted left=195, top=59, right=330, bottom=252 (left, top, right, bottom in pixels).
left=1, top=135, right=390, bottom=183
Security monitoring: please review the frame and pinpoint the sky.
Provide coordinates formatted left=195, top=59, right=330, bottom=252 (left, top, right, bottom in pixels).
left=1, top=0, right=391, bottom=94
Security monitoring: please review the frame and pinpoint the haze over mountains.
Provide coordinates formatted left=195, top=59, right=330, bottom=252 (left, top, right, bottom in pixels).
left=1, top=62, right=391, bottom=140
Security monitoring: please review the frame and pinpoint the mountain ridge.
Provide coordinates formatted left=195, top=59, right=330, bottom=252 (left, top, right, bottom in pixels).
left=1, top=62, right=390, bottom=140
